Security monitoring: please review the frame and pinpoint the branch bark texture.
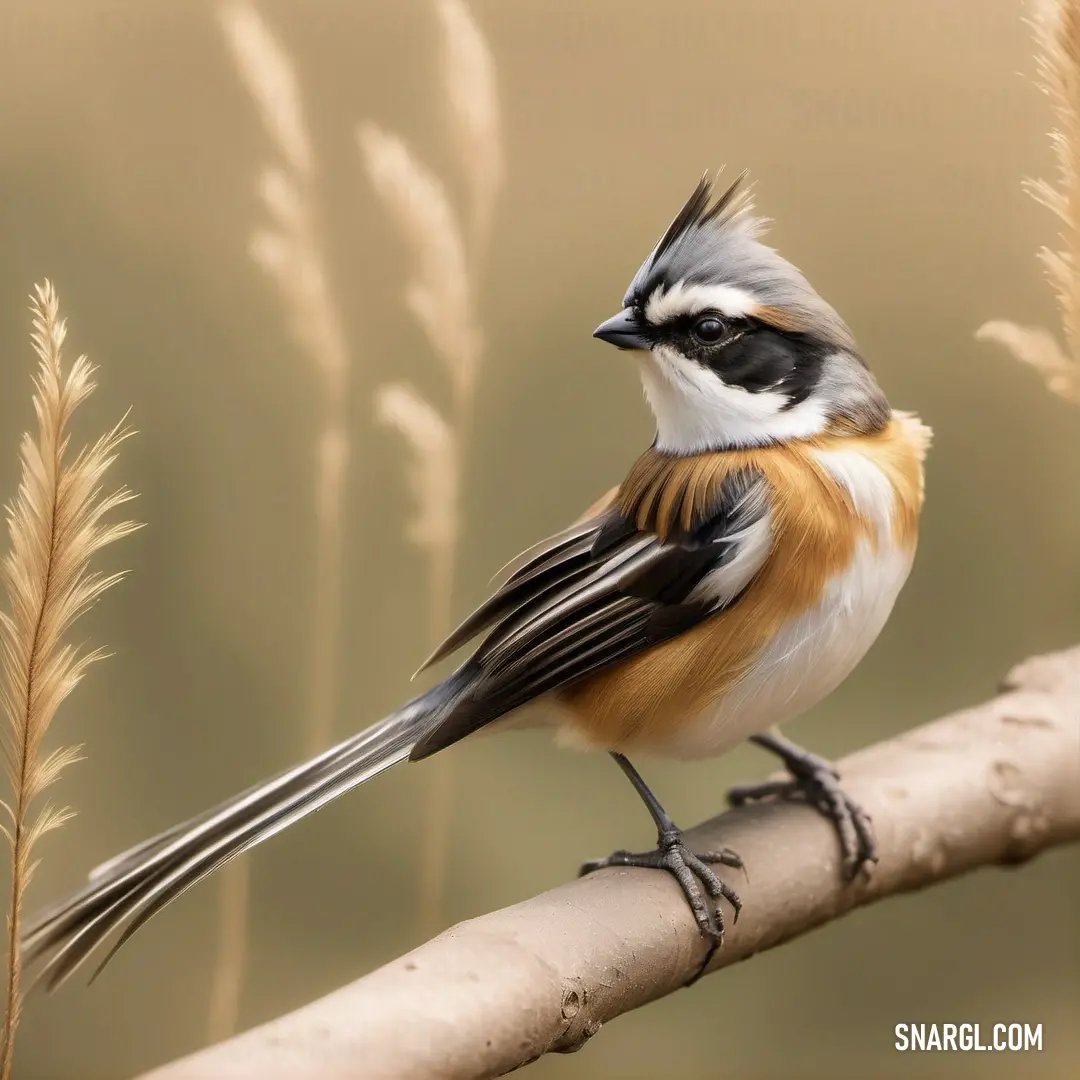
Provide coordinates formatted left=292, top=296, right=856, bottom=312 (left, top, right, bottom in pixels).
left=140, top=646, right=1080, bottom=1080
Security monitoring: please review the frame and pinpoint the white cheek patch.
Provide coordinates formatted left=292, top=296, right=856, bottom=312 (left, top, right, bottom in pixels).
left=644, top=281, right=758, bottom=324
left=637, top=345, right=828, bottom=452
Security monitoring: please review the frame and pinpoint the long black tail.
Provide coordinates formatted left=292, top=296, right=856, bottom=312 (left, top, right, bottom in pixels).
left=22, top=680, right=460, bottom=991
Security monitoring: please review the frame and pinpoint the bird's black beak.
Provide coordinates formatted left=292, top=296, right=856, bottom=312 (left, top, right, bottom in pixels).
left=593, top=309, right=650, bottom=350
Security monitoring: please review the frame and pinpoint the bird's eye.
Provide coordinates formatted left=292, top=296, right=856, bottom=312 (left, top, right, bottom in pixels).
left=692, top=315, right=727, bottom=344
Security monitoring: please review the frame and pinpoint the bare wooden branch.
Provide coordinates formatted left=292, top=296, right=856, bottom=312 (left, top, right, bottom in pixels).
left=138, top=646, right=1080, bottom=1080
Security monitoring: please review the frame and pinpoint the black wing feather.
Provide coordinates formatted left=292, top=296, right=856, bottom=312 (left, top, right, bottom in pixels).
left=416, top=531, right=598, bottom=670
left=410, top=468, right=770, bottom=759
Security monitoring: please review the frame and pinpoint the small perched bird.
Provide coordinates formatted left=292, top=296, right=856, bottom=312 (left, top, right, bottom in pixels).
left=25, top=173, right=929, bottom=989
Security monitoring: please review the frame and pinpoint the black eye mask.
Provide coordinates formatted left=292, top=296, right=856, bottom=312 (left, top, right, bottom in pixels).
left=660, top=318, right=829, bottom=409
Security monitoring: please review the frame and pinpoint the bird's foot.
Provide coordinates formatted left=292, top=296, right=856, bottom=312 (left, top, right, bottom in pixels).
left=580, top=827, right=743, bottom=981
left=728, top=749, right=876, bottom=880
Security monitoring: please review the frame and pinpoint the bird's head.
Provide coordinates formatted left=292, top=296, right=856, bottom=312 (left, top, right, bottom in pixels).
left=594, top=173, right=889, bottom=453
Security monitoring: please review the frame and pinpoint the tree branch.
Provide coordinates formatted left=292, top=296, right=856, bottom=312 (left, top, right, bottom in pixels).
left=139, top=646, right=1080, bottom=1080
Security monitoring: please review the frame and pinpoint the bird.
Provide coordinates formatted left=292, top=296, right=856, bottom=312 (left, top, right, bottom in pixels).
left=24, top=172, right=930, bottom=990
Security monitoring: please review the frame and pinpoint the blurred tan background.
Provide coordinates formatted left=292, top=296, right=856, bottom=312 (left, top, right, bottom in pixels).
left=0, top=0, right=1078, bottom=1077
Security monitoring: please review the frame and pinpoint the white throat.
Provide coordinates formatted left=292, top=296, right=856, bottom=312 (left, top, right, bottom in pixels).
left=637, top=345, right=829, bottom=453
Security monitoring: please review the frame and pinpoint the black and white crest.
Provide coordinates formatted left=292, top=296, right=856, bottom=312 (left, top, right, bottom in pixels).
left=646, top=172, right=754, bottom=274
left=623, top=172, right=854, bottom=354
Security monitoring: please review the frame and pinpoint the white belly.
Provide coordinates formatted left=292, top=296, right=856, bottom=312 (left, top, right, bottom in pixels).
left=662, top=443, right=916, bottom=759
left=661, top=537, right=913, bottom=758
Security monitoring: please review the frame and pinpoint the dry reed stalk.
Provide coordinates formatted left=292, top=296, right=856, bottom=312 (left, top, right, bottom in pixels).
left=359, top=0, right=502, bottom=936
left=434, top=0, right=504, bottom=254
left=977, top=0, right=1080, bottom=404
left=213, top=0, right=353, bottom=1041
left=374, top=384, right=460, bottom=645
left=0, top=282, right=136, bottom=1079
left=203, top=850, right=250, bottom=1047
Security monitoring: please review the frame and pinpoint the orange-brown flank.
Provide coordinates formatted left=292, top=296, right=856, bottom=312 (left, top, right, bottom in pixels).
left=555, top=415, right=927, bottom=751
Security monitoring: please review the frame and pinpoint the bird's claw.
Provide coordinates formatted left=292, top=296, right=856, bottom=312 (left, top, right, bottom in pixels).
left=580, top=828, right=743, bottom=982
left=729, top=759, right=876, bottom=880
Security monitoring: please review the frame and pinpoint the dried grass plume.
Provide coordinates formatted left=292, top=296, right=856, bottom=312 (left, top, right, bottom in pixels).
left=215, top=0, right=356, bottom=1042
left=359, top=125, right=481, bottom=407
left=374, top=383, right=460, bottom=642
left=434, top=0, right=504, bottom=251
left=219, top=1, right=312, bottom=178
left=977, top=0, right=1080, bottom=404
left=0, top=282, right=136, bottom=1079
left=221, top=0, right=349, bottom=755
left=359, top=0, right=503, bottom=935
